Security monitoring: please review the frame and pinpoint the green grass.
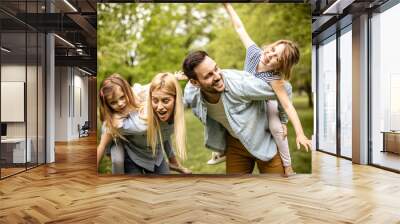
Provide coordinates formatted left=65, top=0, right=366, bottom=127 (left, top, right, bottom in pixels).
left=99, top=156, right=112, bottom=174
left=287, top=95, right=313, bottom=173
left=99, top=95, right=313, bottom=174
left=181, top=110, right=226, bottom=174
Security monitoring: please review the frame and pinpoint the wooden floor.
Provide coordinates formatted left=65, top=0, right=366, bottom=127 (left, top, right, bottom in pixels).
left=1, top=167, right=26, bottom=178
left=1, top=163, right=45, bottom=178
left=0, top=135, right=400, bottom=223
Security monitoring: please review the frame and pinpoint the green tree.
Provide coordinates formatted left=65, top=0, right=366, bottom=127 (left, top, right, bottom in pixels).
left=98, top=3, right=222, bottom=86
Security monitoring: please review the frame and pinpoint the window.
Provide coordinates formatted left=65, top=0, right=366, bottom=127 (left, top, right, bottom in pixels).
left=370, top=2, right=400, bottom=171
left=339, top=26, right=352, bottom=158
left=317, top=35, right=337, bottom=154
left=0, top=1, right=46, bottom=179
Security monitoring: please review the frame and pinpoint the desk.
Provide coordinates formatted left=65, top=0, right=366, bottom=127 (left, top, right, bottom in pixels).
left=381, top=131, right=400, bottom=154
left=1, top=138, right=32, bottom=163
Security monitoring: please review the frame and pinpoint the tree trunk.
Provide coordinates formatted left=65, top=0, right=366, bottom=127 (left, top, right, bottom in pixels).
left=307, top=89, right=313, bottom=108
left=305, top=81, right=313, bottom=108
left=126, top=76, right=133, bottom=86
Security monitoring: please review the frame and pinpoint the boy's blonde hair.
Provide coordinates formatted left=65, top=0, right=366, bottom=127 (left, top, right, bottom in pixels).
left=147, top=73, right=187, bottom=160
left=262, top=40, right=300, bottom=80
left=98, top=74, right=141, bottom=139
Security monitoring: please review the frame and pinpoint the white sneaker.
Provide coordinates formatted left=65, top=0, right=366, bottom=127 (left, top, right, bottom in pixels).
left=207, top=152, right=226, bottom=165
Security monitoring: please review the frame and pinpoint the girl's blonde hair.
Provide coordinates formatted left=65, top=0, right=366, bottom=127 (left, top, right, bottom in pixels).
left=262, top=40, right=300, bottom=80
left=99, top=74, right=141, bottom=139
left=147, top=73, right=187, bottom=160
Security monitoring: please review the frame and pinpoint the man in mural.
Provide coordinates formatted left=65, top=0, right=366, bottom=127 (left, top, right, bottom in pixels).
left=182, top=50, right=291, bottom=174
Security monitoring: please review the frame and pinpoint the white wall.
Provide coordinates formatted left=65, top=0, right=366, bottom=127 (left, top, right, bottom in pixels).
left=0, top=65, right=39, bottom=137
left=54, top=66, right=69, bottom=141
left=1, top=65, right=26, bottom=140
left=54, top=67, right=89, bottom=141
left=1, top=64, right=45, bottom=164
left=72, top=72, right=89, bottom=138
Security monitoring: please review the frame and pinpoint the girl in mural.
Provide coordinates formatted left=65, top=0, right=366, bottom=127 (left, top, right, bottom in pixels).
left=97, top=73, right=191, bottom=174
left=222, top=3, right=312, bottom=176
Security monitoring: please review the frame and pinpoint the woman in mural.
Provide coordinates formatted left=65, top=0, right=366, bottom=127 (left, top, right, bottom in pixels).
left=97, top=73, right=191, bottom=174
left=221, top=3, right=312, bottom=176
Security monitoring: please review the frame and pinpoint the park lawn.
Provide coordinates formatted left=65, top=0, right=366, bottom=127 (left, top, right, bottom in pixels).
left=99, top=95, right=313, bottom=174
left=286, top=95, right=313, bottom=174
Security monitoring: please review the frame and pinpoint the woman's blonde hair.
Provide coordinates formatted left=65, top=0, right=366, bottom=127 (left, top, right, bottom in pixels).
left=262, top=40, right=300, bottom=80
left=147, top=73, right=187, bottom=160
left=99, top=74, right=141, bottom=139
